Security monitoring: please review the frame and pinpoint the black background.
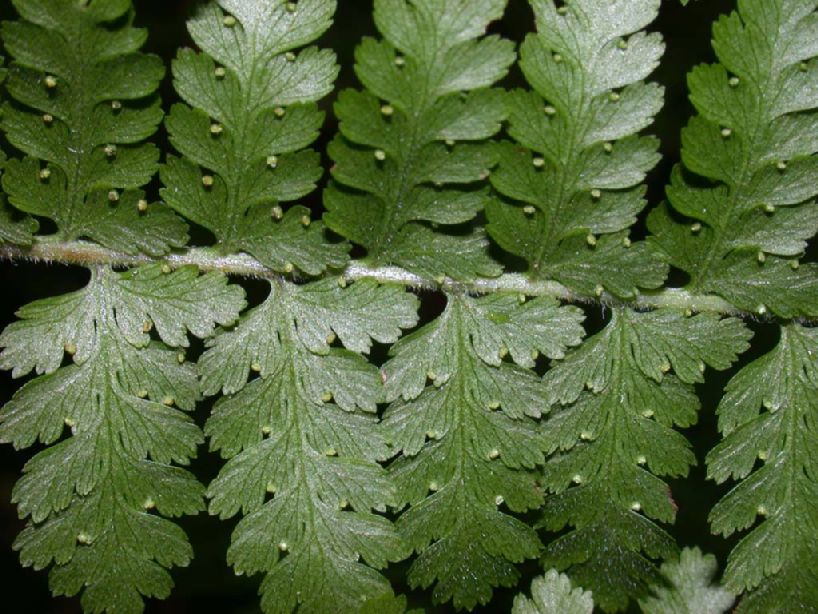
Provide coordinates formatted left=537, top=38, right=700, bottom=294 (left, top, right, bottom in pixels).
left=0, top=1, right=793, bottom=612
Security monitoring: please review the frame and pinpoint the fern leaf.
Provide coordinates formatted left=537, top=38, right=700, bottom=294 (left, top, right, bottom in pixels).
left=512, top=569, right=594, bottom=614
left=0, top=153, right=35, bottom=245
left=162, top=0, right=345, bottom=276
left=0, top=202, right=35, bottom=244
left=539, top=309, right=751, bottom=611
left=324, top=0, right=514, bottom=281
left=201, top=278, right=417, bottom=613
left=0, top=55, right=36, bottom=245
left=649, top=0, right=818, bottom=317
left=383, top=294, right=584, bottom=608
left=639, top=548, right=735, bottom=614
left=360, top=592, right=420, bottom=614
left=0, top=265, right=245, bottom=613
left=707, top=324, right=818, bottom=612
left=489, top=0, right=668, bottom=298
left=0, top=0, right=186, bottom=256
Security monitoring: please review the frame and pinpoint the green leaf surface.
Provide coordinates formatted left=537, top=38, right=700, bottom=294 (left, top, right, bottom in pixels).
left=489, top=0, right=667, bottom=297
left=707, top=324, right=818, bottom=613
left=652, top=0, right=818, bottom=317
left=383, top=293, right=585, bottom=609
left=0, top=55, right=36, bottom=245
left=360, top=592, right=420, bottom=614
left=0, top=2, right=816, bottom=614
left=513, top=569, right=594, bottom=614
left=324, top=0, right=514, bottom=280
left=202, top=278, right=418, bottom=613
left=539, top=308, right=750, bottom=611
left=163, top=0, right=345, bottom=275
left=0, top=265, right=245, bottom=613
left=1, top=0, right=186, bottom=255
left=0, top=201, right=35, bottom=245
left=639, top=548, right=734, bottom=614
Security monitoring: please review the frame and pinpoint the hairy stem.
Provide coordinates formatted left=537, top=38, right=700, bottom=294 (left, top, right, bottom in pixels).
left=0, top=237, right=791, bottom=320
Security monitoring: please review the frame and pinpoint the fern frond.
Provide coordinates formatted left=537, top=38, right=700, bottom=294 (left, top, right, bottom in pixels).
left=0, top=55, right=36, bottom=245
left=539, top=309, right=750, bottom=611
left=512, top=569, right=593, bottom=614
left=0, top=201, right=35, bottom=244
left=201, top=278, right=417, bottom=612
left=324, top=0, right=514, bottom=281
left=649, top=0, right=818, bottom=317
left=382, top=294, right=584, bottom=608
left=361, top=592, right=419, bottom=614
left=0, top=265, right=244, bottom=613
left=706, top=324, right=818, bottom=612
left=639, top=548, right=735, bottom=614
left=0, top=0, right=186, bottom=255
left=0, top=158, right=35, bottom=245
left=162, top=0, right=345, bottom=276
left=489, top=0, right=667, bottom=298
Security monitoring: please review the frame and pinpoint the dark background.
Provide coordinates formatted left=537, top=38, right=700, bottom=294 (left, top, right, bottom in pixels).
left=0, top=1, right=782, bottom=612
